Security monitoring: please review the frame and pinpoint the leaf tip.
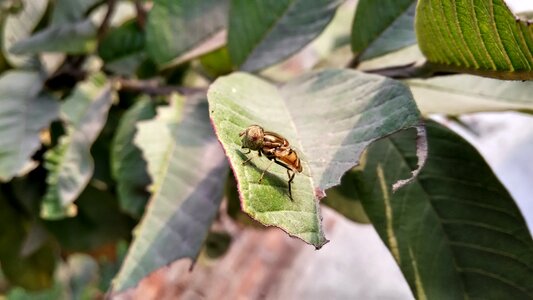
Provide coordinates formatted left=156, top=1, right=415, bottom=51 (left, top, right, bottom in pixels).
left=315, top=188, right=326, bottom=200
left=314, top=238, right=330, bottom=250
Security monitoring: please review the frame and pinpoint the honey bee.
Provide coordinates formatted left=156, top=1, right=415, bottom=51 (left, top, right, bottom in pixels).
left=239, top=125, right=302, bottom=200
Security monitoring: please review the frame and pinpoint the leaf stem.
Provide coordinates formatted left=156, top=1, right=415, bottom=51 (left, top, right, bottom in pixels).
left=97, top=0, right=117, bottom=41
left=115, top=78, right=206, bottom=96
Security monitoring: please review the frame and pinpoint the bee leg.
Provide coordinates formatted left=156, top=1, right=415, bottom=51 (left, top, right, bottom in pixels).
left=242, top=155, right=254, bottom=165
left=258, top=159, right=274, bottom=183
left=242, top=149, right=264, bottom=165
left=287, top=169, right=295, bottom=201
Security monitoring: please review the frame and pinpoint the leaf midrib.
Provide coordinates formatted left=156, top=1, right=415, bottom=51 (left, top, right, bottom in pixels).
left=387, top=136, right=469, bottom=299
left=388, top=135, right=533, bottom=297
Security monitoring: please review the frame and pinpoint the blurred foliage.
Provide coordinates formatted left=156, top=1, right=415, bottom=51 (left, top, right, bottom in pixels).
left=0, top=0, right=531, bottom=298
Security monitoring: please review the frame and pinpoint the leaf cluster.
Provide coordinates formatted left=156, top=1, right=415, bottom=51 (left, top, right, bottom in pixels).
left=0, top=0, right=531, bottom=298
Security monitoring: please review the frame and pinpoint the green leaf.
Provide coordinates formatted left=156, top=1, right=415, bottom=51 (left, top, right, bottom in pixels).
left=10, top=19, right=97, bottom=55
left=112, top=94, right=228, bottom=292
left=356, top=121, right=533, bottom=299
left=199, top=46, right=233, bottom=77
left=228, top=0, right=342, bottom=72
left=99, top=20, right=146, bottom=75
left=0, top=193, right=55, bottom=291
left=225, top=171, right=263, bottom=227
left=351, top=0, right=416, bottom=61
left=0, top=71, right=58, bottom=181
left=41, top=73, right=115, bottom=220
left=305, top=0, right=354, bottom=69
left=323, top=170, right=370, bottom=224
left=145, top=0, right=228, bottom=67
left=111, top=97, right=155, bottom=218
left=2, top=0, right=48, bottom=67
left=416, top=0, right=533, bottom=80
left=208, top=69, right=423, bottom=248
left=51, top=0, right=100, bottom=24
left=407, top=75, right=533, bottom=115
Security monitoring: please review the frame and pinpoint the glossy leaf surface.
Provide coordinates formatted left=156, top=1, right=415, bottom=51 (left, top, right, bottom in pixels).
left=357, top=122, right=533, bottom=299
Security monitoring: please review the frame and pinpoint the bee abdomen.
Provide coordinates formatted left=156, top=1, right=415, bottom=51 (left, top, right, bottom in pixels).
left=278, top=148, right=302, bottom=173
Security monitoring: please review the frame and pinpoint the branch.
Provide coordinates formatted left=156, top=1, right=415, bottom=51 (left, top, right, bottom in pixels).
left=116, top=78, right=206, bottom=96
left=134, top=0, right=147, bottom=29
left=363, top=61, right=456, bottom=79
left=97, top=0, right=117, bottom=40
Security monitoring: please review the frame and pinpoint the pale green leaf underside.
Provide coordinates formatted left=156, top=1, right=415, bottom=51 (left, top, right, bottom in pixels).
left=352, top=0, right=416, bottom=61
left=51, top=0, right=100, bottom=24
left=228, top=0, right=342, bottom=72
left=146, top=0, right=228, bottom=66
left=357, top=122, right=533, bottom=299
left=41, top=73, right=115, bottom=220
left=2, top=0, right=48, bottom=67
left=208, top=69, right=421, bottom=247
left=0, top=71, right=58, bottom=181
left=416, top=0, right=533, bottom=79
left=407, top=74, right=533, bottom=115
left=112, top=94, right=228, bottom=292
left=10, top=20, right=97, bottom=55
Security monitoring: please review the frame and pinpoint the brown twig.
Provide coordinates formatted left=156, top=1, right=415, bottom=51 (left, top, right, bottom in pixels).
left=134, top=0, right=147, bottom=29
left=116, top=78, right=206, bottom=96
left=363, top=61, right=456, bottom=79
left=44, top=55, right=88, bottom=90
left=97, top=0, right=117, bottom=40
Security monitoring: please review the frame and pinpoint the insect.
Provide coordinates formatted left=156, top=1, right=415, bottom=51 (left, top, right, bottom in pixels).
left=239, top=125, right=303, bottom=200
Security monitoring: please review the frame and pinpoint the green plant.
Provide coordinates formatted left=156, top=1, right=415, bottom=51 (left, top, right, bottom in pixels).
left=0, top=0, right=531, bottom=298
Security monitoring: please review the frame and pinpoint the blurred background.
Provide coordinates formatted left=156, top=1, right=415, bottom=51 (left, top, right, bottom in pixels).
left=1, top=0, right=532, bottom=299
left=121, top=1, right=533, bottom=298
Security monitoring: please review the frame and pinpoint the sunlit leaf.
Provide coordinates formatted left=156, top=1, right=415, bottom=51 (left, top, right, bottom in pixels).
left=416, top=0, right=533, bottom=80
left=208, top=69, right=423, bottom=247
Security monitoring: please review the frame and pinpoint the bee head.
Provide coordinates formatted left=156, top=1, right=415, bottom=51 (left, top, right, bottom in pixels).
left=240, top=125, right=264, bottom=150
